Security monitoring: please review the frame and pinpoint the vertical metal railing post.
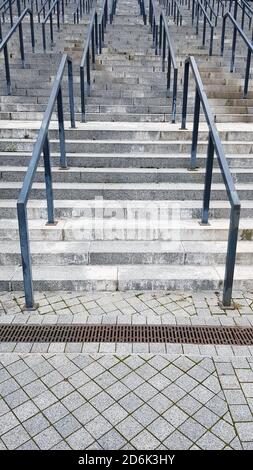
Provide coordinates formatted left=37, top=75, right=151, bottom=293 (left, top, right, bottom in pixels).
left=201, top=132, right=214, bottom=224
left=67, top=58, right=75, bottom=128
left=223, top=205, right=240, bottom=306
left=17, top=203, right=34, bottom=309
left=3, top=43, right=11, bottom=94
left=57, top=86, right=67, bottom=169
left=43, top=133, right=55, bottom=224
left=181, top=60, right=189, bottom=129
left=190, top=87, right=200, bottom=169
left=80, top=65, right=85, bottom=121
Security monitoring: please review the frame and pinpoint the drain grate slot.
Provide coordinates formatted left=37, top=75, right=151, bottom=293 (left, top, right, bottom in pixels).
left=0, top=324, right=253, bottom=345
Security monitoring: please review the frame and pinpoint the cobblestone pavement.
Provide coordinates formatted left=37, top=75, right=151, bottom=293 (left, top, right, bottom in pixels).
left=0, top=353, right=253, bottom=450
left=0, top=290, right=253, bottom=450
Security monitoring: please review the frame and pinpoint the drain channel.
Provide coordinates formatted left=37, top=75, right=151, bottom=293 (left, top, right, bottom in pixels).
left=0, top=324, right=253, bottom=345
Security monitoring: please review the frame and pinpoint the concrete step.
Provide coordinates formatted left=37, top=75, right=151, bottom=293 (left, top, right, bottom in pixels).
left=1, top=264, right=253, bottom=291
left=1, top=240, right=252, bottom=266
left=0, top=218, right=252, bottom=242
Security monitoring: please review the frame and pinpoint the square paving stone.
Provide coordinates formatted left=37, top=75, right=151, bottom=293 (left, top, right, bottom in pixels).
left=163, top=405, right=188, bottom=428
left=132, top=403, right=158, bottom=426
left=0, top=378, right=19, bottom=397
left=177, top=395, right=202, bottom=415
left=130, top=429, right=160, bottom=450
left=23, top=413, right=50, bottom=437
left=175, top=374, right=198, bottom=393
left=0, top=400, right=10, bottom=417
left=24, top=379, right=48, bottom=398
left=90, top=391, right=115, bottom=412
left=34, top=426, right=62, bottom=450
left=13, top=400, right=39, bottom=421
left=229, top=405, right=253, bottom=422
left=163, top=430, right=192, bottom=450
left=121, top=371, right=144, bottom=390
left=78, top=381, right=102, bottom=400
left=116, top=416, right=143, bottom=441
left=196, top=431, right=225, bottom=450
left=98, top=429, right=127, bottom=450
left=0, top=411, right=19, bottom=435
left=66, top=428, right=94, bottom=450
left=1, top=424, right=30, bottom=450
left=124, top=356, right=145, bottom=370
left=94, top=371, right=117, bottom=388
left=73, top=403, right=99, bottom=425
left=235, top=422, right=253, bottom=441
left=43, top=402, right=69, bottom=424
left=33, top=390, right=58, bottom=410
left=41, top=370, right=64, bottom=387
left=161, top=364, right=183, bottom=381
left=51, top=381, right=75, bottom=399
left=4, top=388, right=29, bottom=408
left=13, top=369, right=37, bottom=387
left=193, top=407, right=220, bottom=429
left=148, top=394, right=172, bottom=414
left=224, top=389, right=247, bottom=405
left=148, top=416, right=174, bottom=441
left=134, top=382, right=158, bottom=401
left=68, top=371, right=90, bottom=388
left=119, top=392, right=143, bottom=413
left=163, top=383, right=187, bottom=402
left=190, top=384, right=214, bottom=404
left=62, top=391, right=85, bottom=412
left=135, top=363, right=157, bottom=380
left=85, top=415, right=112, bottom=440
left=205, top=395, right=228, bottom=416
left=18, top=440, right=40, bottom=450
left=107, top=382, right=129, bottom=401
left=110, top=362, right=132, bottom=379
left=103, top=403, right=128, bottom=426
left=179, top=418, right=207, bottom=442
left=54, top=414, right=82, bottom=438
left=147, top=356, right=170, bottom=371
left=149, top=373, right=171, bottom=391
left=211, top=420, right=236, bottom=444
left=83, top=363, right=105, bottom=379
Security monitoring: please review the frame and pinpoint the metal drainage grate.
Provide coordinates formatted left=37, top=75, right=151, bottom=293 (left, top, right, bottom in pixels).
left=0, top=324, right=253, bottom=345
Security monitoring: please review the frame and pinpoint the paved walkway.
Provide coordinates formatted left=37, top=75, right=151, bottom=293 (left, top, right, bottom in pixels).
left=0, top=290, right=253, bottom=450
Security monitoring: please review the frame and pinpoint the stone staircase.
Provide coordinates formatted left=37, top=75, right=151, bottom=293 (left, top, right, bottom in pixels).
left=0, top=0, right=253, bottom=297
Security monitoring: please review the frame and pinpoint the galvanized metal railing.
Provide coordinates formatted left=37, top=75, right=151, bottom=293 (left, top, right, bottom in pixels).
left=0, top=0, right=14, bottom=25
left=38, top=0, right=53, bottom=21
left=235, top=0, right=253, bottom=30
left=192, top=0, right=214, bottom=55
left=0, top=5, right=35, bottom=94
left=138, top=0, right=147, bottom=24
left=159, top=8, right=178, bottom=122
left=73, top=0, right=93, bottom=24
left=42, top=0, right=65, bottom=51
left=149, top=0, right=159, bottom=54
left=221, top=11, right=253, bottom=97
left=166, top=0, right=183, bottom=25
left=80, top=0, right=110, bottom=121
left=181, top=56, right=241, bottom=307
left=17, top=54, right=75, bottom=310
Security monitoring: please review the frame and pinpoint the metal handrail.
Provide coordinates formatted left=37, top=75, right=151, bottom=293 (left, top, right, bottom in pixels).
left=80, top=0, right=109, bottom=121
left=0, top=0, right=13, bottom=25
left=42, top=0, right=64, bottom=51
left=221, top=11, right=253, bottom=97
left=149, top=0, right=159, bottom=54
left=73, top=0, right=93, bottom=24
left=167, top=0, right=183, bottom=26
left=38, top=0, right=52, bottom=21
left=17, top=54, right=75, bottom=310
left=236, top=0, right=253, bottom=30
left=192, top=0, right=214, bottom=55
left=159, top=8, right=178, bottom=122
left=181, top=56, right=241, bottom=307
left=138, top=0, right=146, bottom=24
left=198, top=0, right=218, bottom=26
left=0, top=7, right=35, bottom=94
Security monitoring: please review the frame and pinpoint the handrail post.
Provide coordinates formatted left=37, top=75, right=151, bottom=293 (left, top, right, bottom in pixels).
left=43, top=134, right=55, bottom=223
left=159, top=13, right=162, bottom=53
left=50, top=12, right=54, bottom=48
left=67, top=58, right=75, bottom=128
left=222, top=205, right=240, bottom=307
left=91, top=23, right=96, bottom=68
left=230, top=21, right=237, bottom=72
left=181, top=60, right=189, bottom=130
left=95, top=11, right=98, bottom=52
left=209, top=25, right=213, bottom=56
left=171, top=68, right=177, bottom=123
left=220, top=15, right=226, bottom=56
left=80, top=65, right=85, bottom=122
left=162, top=23, right=166, bottom=72
left=244, top=48, right=251, bottom=97
left=42, top=22, right=46, bottom=51
left=17, top=202, right=35, bottom=309
left=190, top=87, right=200, bottom=169
left=86, top=46, right=91, bottom=95
left=9, top=0, right=13, bottom=26
left=201, top=132, right=214, bottom=224
left=57, top=85, right=67, bottom=169
left=3, top=43, right=11, bottom=94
